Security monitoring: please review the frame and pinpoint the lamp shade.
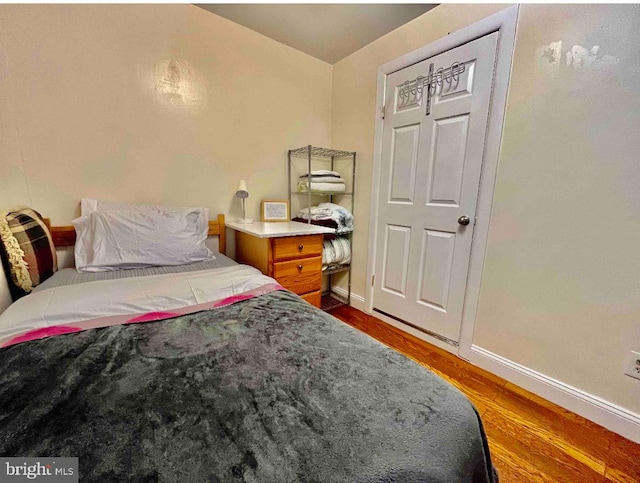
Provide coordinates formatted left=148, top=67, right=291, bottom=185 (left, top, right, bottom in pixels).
left=235, top=180, right=249, bottom=199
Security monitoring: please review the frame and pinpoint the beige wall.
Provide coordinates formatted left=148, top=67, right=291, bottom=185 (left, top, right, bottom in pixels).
left=332, top=3, right=640, bottom=416
left=0, top=4, right=331, bottom=309
left=0, top=8, right=331, bottom=233
left=474, top=3, right=640, bottom=414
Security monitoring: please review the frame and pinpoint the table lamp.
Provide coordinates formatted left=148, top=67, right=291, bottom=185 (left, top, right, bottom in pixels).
left=235, top=180, right=253, bottom=224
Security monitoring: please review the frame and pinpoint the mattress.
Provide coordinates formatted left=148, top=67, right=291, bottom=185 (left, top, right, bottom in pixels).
left=33, top=254, right=237, bottom=292
left=0, top=264, right=497, bottom=482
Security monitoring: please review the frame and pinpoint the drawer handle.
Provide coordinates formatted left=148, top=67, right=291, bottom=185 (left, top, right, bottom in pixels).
left=298, top=264, right=303, bottom=271
left=298, top=244, right=304, bottom=251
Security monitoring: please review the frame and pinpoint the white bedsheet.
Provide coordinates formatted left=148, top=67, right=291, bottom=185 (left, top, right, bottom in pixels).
left=0, top=265, right=276, bottom=343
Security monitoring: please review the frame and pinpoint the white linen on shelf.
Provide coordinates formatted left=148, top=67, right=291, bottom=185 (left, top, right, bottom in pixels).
left=298, top=176, right=346, bottom=184
left=319, top=202, right=353, bottom=234
left=298, top=170, right=341, bottom=178
left=296, top=202, right=354, bottom=235
left=298, top=169, right=348, bottom=194
left=298, top=180, right=346, bottom=193
left=322, top=237, right=351, bottom=269
left=298, top=206, right=333, bottom=220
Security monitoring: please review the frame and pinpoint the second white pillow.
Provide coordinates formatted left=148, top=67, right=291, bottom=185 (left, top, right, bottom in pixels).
left=72, top=208, right=213, bottom=272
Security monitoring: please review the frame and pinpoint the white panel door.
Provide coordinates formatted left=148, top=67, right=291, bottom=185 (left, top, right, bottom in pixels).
left=374, top=32, right=499, bottom=343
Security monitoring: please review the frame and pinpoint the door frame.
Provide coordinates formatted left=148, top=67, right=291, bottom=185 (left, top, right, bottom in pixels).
left=365, top=6, right=519, bottom=357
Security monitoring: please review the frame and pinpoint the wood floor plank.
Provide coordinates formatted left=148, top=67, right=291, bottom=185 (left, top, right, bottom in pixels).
left=483, top=409, right=608, bottom=482
left=488, top=439, right=556, bottom=483
left=605, top=432, right=640, bottom=482
left=328, top=305, right=640, bottom=483
left=492, top=385, right=609, bottom=474
left=502, top=382, right=611, bottom=435
left=330, top=306, right=506, bottom=404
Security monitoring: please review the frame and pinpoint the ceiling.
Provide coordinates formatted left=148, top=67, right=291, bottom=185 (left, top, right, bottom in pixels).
left=196, top=4, right=438, bottom=64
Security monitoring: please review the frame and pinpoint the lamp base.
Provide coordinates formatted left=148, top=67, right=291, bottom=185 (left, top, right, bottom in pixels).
left=237, top=218, right=254, bottom=224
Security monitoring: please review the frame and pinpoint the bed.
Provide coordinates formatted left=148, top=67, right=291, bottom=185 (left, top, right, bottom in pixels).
left=0, top=209, right=497, bottom=482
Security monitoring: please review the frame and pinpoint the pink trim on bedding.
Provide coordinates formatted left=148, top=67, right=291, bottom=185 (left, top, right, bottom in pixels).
left=7, top=326, right=83, bottom=346
left=126, top=311, right=181, bottom=323
left=2, top=283, right=285, bottom=348
left=212, top=293, right=255, bottom=307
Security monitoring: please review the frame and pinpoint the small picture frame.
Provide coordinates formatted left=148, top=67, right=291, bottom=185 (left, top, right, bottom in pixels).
left=261, top=200, right=290, bottom=222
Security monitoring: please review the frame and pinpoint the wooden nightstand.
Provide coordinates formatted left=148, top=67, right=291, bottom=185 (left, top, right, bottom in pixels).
left=227, top=221, right=334, bottom=308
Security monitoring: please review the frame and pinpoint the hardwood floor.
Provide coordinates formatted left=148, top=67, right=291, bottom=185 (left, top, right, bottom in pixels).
left=328, top=305, right=640, bottom=483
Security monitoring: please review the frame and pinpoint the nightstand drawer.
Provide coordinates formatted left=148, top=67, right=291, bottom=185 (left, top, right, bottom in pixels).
left=300, top=290, right=321, bottom=308
left=272, top=235, right=323, bottom=261
left=273, top=256, right=322, bottom=294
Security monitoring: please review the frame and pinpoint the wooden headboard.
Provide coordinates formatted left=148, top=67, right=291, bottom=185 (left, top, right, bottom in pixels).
left=43, top=214, right=226, bottom=255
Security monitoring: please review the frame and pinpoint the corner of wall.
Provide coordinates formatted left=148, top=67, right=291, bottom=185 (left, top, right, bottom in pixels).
left=0, top=266, right=11, bottom=314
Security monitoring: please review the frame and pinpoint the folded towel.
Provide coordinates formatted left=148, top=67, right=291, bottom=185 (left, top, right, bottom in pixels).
left=299, top=206, right=332, bottom=215
left=296, top=213, right=332, bottom=223
left=292, top=217, right=339, bottom=230
left=296, top=204, right=353, bottom=234
left=299, top=176, right=346, bottom=184
left=323, top=237, right=351, bottom=268
left=299, top=170, right=340, bottom=178
left=298, top=181, right=347, bottom=193
left=317, top=202, right=354, bottom=235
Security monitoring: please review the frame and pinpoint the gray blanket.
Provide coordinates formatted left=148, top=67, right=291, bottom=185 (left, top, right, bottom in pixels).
left=0, top=290, right=497, bottom=482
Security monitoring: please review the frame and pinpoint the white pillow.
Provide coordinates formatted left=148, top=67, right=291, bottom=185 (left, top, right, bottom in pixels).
left=81, top=198, right=183, bottom=216
left=72, top=207, right=213, bottom=272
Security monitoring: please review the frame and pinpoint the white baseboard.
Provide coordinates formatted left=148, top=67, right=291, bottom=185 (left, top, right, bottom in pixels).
left=469, top=345, right=640, bottom=444
left=335, top=288, right=640, bottom=443
left=330, top=286, right=366, bottom=312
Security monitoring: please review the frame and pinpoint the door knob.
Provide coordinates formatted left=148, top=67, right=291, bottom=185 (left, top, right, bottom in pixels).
left=458, top=215, right=470, bottom=226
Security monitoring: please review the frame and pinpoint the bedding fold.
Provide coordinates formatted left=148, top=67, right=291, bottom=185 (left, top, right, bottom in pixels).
left=0, top=265, right=280, bottom=347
